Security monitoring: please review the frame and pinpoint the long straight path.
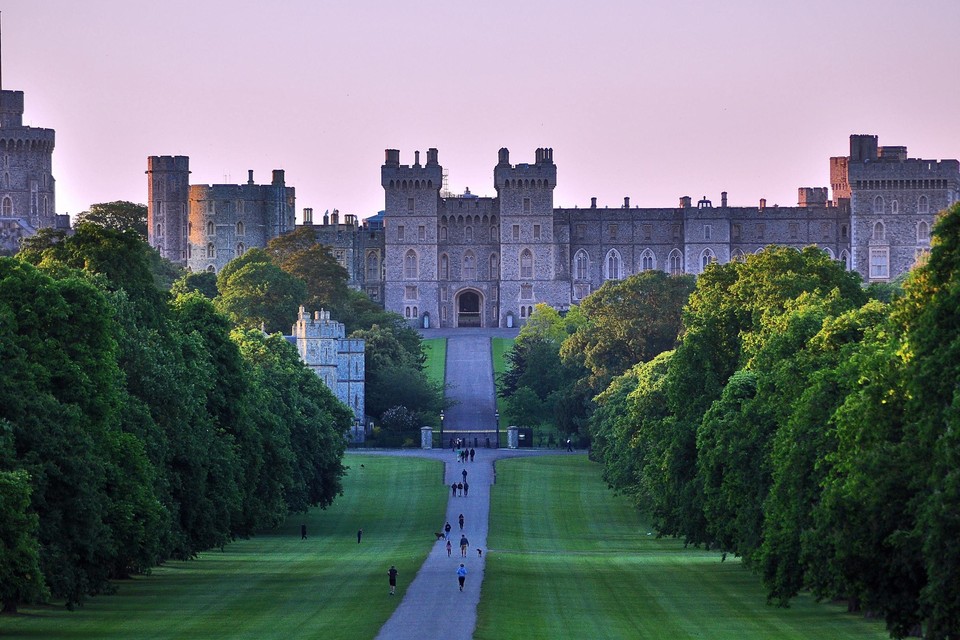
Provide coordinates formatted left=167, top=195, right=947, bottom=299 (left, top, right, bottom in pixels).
left=442, top=334, right=497, bottom=436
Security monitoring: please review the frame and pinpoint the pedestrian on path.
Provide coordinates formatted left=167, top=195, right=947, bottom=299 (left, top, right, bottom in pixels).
left=462, top=468, right=468, bottom=483
left=357, top=528, right=363, bottom=544
left=457, top=563, right=467, bottom=591
left=463, top=481, right=469, bottom=497
left=458, top=513, right=464, bottom=530
left=444, top=521, right=452, bottom=540
left=470, top=448, right=475, bottom=462
left=457, top=481, right=463, bottom=496
left=387, top=565, right=398, bottom=595
left=446, top=540, right=452, bottom=557
left=451, top=482, right=457, bottom=497
left=459, top=534, right=469, bottom=557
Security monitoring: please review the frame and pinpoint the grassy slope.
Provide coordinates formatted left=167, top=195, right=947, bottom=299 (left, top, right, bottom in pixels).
left=4, top=454, right=445, bottom=640
left=422, top=337, right=447, bottom=389
left=490, top=338, right=513, bottom=441
left=477, top=455, right=887, bottom=640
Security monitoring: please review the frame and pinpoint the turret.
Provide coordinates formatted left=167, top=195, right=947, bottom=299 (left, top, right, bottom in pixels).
left=147, top=155, right=191, bottom=265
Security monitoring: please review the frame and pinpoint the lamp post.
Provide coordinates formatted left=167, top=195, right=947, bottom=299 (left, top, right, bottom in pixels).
left=354, top=417, right=360, bottom=444
left=494, top=409, right=500, bottom=449
left=439, top=410, right=444, bottom=449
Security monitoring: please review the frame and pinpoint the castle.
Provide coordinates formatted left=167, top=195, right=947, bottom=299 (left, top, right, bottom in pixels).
left=0, top=89, right=67, bottom=255
left=147, top=134, right=960, bottom=329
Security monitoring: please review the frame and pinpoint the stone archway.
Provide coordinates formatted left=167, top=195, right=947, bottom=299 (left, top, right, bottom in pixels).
left=456, top=290, right=482, bottom=327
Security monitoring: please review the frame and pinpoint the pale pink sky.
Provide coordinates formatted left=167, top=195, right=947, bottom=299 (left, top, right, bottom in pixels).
left=7, top=0, right=960, bottom=221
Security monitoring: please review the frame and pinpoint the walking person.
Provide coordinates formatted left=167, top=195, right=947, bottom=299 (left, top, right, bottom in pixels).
left=458, top=513, right=464, bottom=530
left=459, top=534, right=469, bottom=557
left=469, top=448, right=475, bottom=462
left=566, top=438, right=573, bottom=452
left=457, top=481, right=463, bottom=496
left=444, top=521, right=452, bottom=540
left=301, top=524, right=307, bottom=540
left=462, top=468, right=468, bottom=483
left=463, top=481, right=469, bottom=497
left=357, top=528, right=363, bottom=544
left=387, top=565, right=398, bottom=595
left=451, top=481, right=457, bottom=497
left=457, top=563, right=467, bottom=591
left=446, top=540, right=452, bottom=557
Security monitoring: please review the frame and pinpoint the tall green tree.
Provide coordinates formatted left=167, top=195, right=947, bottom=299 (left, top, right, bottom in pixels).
left=215, top=249, right=306, bottom=333
left=75, top=201, right=147, bottom=237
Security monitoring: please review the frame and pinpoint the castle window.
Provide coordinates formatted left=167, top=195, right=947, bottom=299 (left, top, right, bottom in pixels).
left=520, top=284, right=533, bottom=300
left=236, top=221, right=245, bottom=236
left=840, top=249, right=851, bottom=270
left=523, top=198, right=531, bottom=213
left=405, top=306, right=411, bottom=318
left=188, top=222, right=193, bottom=235
left=820, top=222, right=831, bottom=240
left=574, top=250, right=588, bottom=280
left=873, top=195, right=884, bottom=215
left=821, top=247, right=835, bottom=260
left=609, top=224, right=619, bottom=240
left=640, top=249, right=655, bottom=272
left=187, top=244, right=192, bottom=259
left=206, top=265, right=216, bottom=273
left=491, top=226, right=498, bottom=241
left=520, top=306, right=526, bottom=318
left=236, top=243, right=245, bottom=256
left=573, top=283, right=590, bottom=300
left=397, top=225, right=405, bottom=241
left=789, top=223, right=798, bottom=239
left=335, top=250, right=346, bottom=266
left=891, top=200, right=899, bottom=214
left=575, top=224, right=586, bottom=240
left=441, top=287, right=448, bottom=302
left=732, top=224, right=741, bottom=240
left=918, top=195, right=929, bottom=214
left=672, top=224, right=681, bottom=240
left=533, top=224, right=541, bottom=241
left=404, top=250, right=418, bottom=279
left=669, top=249, right=683, bottom=275
left=465, top=226, right=473, bottom=242
left=700, top=248, right=716, bottom=272
left=42, top=195, right=48, bottom=215
left=207, top=221, right=215, bottom=236
left=156, top=223, right=163, bottom=237
left=704, top=225, right=712, bottom=240
left=873, top=221, right=885, bottom=241
left=841, top=224, right=849, bottom=241
left=407, top=198, right=415, bottom=212
left=405, top=285, right=418, bottom=300
left=413, top=306, right=419, bottom=318
left=418, top=225, right=426, bottom=241
left=440, top=254, right=449, bottom=279
left=490, top=253, right=499, bottom=279
left=869, top=247, right=889, bottom=279
left=643, top=225, right=652, bottom=241
left=3, top=172, right=9, bottom=188
left=512, top=224, right=520, bottom=241
left=604, top=249, right=622, bottom=281
left=441, top=306, right=448, bottom=322
left=366, top=252, right=379, bottom=280
left=206, top=243, right=215, bottom=258
left=463, top=252, right=476, bottom=280
left=918, top=221, right=930, bottom=241
left=440, top=225, right=448, bottom=240
left=520, top=249, right=534, bottom=278
left=732, top=249, right=746, bottom=263
left=756, top=223, right=765, bottom=240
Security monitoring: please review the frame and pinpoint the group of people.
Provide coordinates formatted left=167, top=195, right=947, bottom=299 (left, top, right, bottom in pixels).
left=456, top=447, right=476, bottom=463
left=450, top=467, right=469, bottom=497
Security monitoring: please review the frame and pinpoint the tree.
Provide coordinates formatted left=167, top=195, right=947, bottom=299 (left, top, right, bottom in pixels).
left=75, top=201, right=148, bottom=237
left=266, top=228, right=350, bottom=313
left=215, top=249, right=306, bottom=333
left=0, top=454, right=48, bottom=613
left=171, top=270, right=219, bottom=299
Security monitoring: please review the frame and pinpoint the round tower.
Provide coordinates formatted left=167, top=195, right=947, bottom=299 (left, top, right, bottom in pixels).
left=0, top=90, right=56, bottom=229
left=147, top=156, right=190, bottom=265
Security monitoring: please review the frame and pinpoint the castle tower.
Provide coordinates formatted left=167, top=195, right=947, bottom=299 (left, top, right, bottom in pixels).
left=381, top=148, right=442, bottom=326
left=293, top=307, right=365, bottom=424
left=0, top=90, right=57, bottom=230
left=147, top=156, right=190, bottom=265
left=495, top=147, right=564, bottom=326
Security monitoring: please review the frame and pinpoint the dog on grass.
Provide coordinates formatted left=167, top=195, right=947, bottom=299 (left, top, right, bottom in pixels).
left=435, top=532, right=445, bottom=541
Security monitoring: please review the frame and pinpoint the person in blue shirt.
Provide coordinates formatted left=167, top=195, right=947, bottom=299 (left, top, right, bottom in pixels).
left=457, top=563, right=467, bottom=591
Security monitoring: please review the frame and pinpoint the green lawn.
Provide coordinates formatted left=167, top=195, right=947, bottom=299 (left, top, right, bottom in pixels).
left=477, top=455, right=888, bottom=640
left=3, top=454, right=445, bottom=640
left=422, top=337, right=447, bottom=388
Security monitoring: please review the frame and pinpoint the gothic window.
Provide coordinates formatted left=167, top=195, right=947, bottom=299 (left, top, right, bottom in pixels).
left=731, top=249, right=746, bottom=263
left=489, top=253, right=499, bottom=279
left=206, top=243, right=215, bottom=259
left=236, top=221, right=245, bottom=236
left=405, top=306, right=411, bottom=318
left=512, top=224, right=520, bottom=241
left=640, top=249, right=655, bottom=271
left=463, top=252, right=476, bottom=280
left=397, top=224, right=405, bottom=241
left=520, top=249, right=534, bottom=278
left=732, top=224, right=741, bottom=240
left=604, top=249, right=622, bottom=281
left=704, top=225, right=712, bottom=240
left=573, top=283, right=590, bottom=300
left=533, top=224, right=541, bottom=241
left=822, top=247, right=835, bottom=260
left=873, top=221, right=885, bottom=240
left=700, top=248, right=715, bottom=272
left=491, top=226, right=498, bottom=241
left=643, top=224, right=652, bottom=241
left=840, top=224, right=849, bottom=241
left=918, top=195, right=929, bottom=214
left=891, top=200, right=899, bottom=214
left=839, top=249, right=851, bottom=270
left=574, top=250, right=589, bottom=280
left=520, top=306, right=527, bottom=318
left=609, top=224, right=619, bottom=240
left=439, top=254, right=449, bottom=279
left=366, top=251, right=379, bottom=280
left=523, top=197, right=531, bottom=213
left=206, top=265, right=216, bottom=273
left=669, top=249, right=683, bottom=275
left=869, top=247, right=889, bottom=279
left=440, top=225, right=448, bottom=240
left=206, top=221, right=214, bottom=236
left=407, top=198, right=415, bottom=212
left=404, top=249, right=418, bottom=279
left=413, top=306, right=419, bottom=318
left=156, top=223, right=163, bottom=237
left=918, top=221, right=930, bottom=241
left=418, top=225, right=426, bottom=241
left=873, top=195, right=884, bottom=215
left=236, top=242, right=245, bottom=256
left=3, top=172, right=9, bottom=188
left=465, top=226, right=473, bottom=242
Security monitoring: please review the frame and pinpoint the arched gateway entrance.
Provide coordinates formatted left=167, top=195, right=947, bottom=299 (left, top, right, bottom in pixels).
left=456, top=290, right=482, bottom=327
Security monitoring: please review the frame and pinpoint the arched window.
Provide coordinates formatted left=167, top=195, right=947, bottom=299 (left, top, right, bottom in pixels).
left=574, top=250, right=589, bottom=280
left=520, top=249, right=533, bottom=279
left=491, top=226, right=498, bottom=241
left=465, top=226, right=474, bottom=243
left=873, top=195, right=884, bottom=215
left=366, top=251, right=379, bottom=280
left=206, top=265, right=216, bottom=273
left=918, top=195, right=929, bottom=214
left=440, top=226, right=447, bottom=240
left=2, top=196, right=11, bottom=215
left=891, top=200, right=899, bottom=214
left=873, top=221, right=885, bottom=240
left=604, top=249, right=622, bottom=281
left=187, top=244, right=192, bottom=259
left=439, top=254, right=449, bottom=279
left=236, top=242, right=245, bottom=256
left=731, top=249, right=746, bottom=263
left=520, top=306, right=527, bottom=318
left=821, top=247, right=835, bottom=260
left=489, top=253, right=499, bottom=279
left=156, top=223, right=163, bottom=237
left=206, top=243, right=216, bottom=259
left=206, top=221, right=215, bottom=236
left=840, top=224, right=849, bottom=241
left=700, top=248, right=715, bottom=271
left=236, top=221, right=245, bottom=236
left=669, top=249, right=683, bottom=275
left=463, top=251, right=476, bottom=280
left=404, top=250, right=418, bottom=279
left=918, top=221, right=930, bottom=241
left=839, top=249, right=851, bottom=270
left=640, top=249, right=655, bottom=271
left=42, top=195, right=48, bottom=215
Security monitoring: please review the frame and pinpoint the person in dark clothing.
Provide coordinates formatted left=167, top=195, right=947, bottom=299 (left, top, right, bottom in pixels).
left=566, top=438, right=573, bottom=452
left=463, top=482, right=469, bottom=497
left=469, top=448, right=475, bottom=462
left=462, top=469, right=468, bottom=483
left=457, top=482, right=463, bottom=496
left=301, top=524, right=307, bottom=540
left=451, top=482, right=457, bottom=497
left=357, top=528, right=363, bottom=544
left=459, top=534, right=469, bottom=557
left=458, top=513, right=464, bottom=530
left=444, top=521, right=452, bottom=540
left=387, top=565, right=398, bottom=595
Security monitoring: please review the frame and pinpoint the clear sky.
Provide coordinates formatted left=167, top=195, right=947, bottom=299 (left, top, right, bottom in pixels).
left=6, top=0, right=960, bottom=221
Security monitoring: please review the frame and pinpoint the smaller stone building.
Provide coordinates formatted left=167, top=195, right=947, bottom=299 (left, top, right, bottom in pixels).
left=291, top=307, right=365, bottom=435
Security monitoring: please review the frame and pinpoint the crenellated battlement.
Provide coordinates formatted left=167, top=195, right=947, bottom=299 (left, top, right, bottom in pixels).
left=381, top=148, right=443, bottom=189
left=494, top=147, right=557, bottom=191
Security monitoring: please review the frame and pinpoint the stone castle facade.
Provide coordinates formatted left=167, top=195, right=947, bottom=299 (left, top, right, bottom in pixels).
left=0, top=89, right=67, bottom=255
left=290, top=307, right=365, bottom=429
left=146, top=134, right=960, bottom=329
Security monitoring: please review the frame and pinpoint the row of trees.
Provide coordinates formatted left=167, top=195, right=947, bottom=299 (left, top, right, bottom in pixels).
left=0, top=217, right=372, bottom=612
